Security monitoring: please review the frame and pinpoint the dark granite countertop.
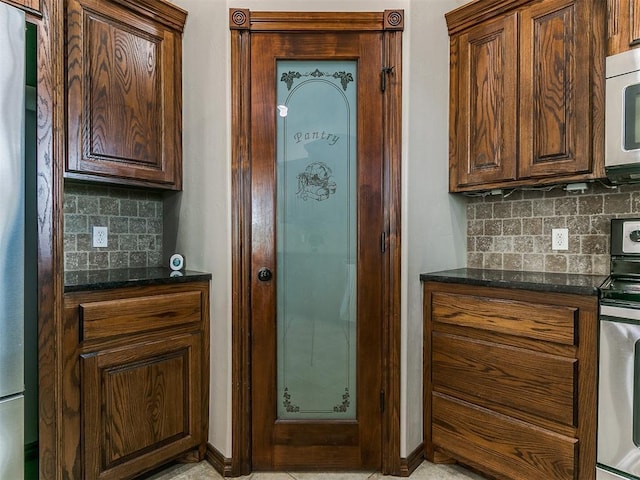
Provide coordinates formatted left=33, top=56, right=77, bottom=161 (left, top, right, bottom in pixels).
left=420, top=268, right=607, bottom=296
left=64, top=267, right=212, bottom=293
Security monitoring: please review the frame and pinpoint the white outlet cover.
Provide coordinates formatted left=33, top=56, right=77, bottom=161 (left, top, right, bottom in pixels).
left=92, top=226, right=108, bottom=248
left=552, top=228, right=568, bottom=251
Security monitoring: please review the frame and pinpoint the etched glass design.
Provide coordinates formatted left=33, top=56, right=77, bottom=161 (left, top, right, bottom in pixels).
left=276, top=60, right=357, bottom=420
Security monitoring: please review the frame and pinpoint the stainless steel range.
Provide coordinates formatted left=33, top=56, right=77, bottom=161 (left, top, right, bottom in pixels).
left=598, top=218, right=640, bottom=479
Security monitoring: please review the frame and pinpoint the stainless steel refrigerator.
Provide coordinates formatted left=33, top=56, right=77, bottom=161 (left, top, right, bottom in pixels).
left=0, top=2, right=26, bottom=478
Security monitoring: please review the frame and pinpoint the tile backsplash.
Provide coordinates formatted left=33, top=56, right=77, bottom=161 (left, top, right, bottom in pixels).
left=63, top=180, right=640, bottom=274
left=63, top=183, right=163, bottom=271
left=466, top=182, right=640, bottom=275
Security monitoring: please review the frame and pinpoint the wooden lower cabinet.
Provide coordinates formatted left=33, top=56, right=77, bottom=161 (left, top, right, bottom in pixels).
left=423, top=281, right=597, bottom=480
left=63, top=281, right=210, bottom=479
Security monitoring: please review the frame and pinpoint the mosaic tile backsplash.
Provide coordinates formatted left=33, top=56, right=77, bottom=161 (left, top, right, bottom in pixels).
left=63, top=183, right=163, bottom=271
left=466, top=182, right=640, bottom=275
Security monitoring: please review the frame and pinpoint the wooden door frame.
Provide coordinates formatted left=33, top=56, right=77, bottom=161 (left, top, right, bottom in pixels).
left=35, top=0, right=65, bottom=472
left=0, top=0, right=65, bottom=478
left=229, top=9, right=403, bottom=476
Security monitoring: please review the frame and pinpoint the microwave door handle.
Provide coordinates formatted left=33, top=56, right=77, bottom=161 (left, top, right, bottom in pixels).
left=635, top=339, right=640, bottom=448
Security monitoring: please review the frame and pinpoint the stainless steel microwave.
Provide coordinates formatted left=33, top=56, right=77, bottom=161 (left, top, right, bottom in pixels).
left=606, top=48, right=640, bottom=183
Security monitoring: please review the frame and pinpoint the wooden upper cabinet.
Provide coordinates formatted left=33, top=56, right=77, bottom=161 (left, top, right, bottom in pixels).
left=447, top=0, right=605, bottom=193
left=519, top=0, right=590, bottom=178
left=65, top=0, right=187, bottom=190
left=453, top=13, right=518, bottom=188
left=608, top=0, right=640, bottom=54
left=2, top=0, right=40, bottom=14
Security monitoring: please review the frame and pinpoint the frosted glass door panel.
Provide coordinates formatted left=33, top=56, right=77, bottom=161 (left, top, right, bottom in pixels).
left=276, top=60, right=357, bottom=420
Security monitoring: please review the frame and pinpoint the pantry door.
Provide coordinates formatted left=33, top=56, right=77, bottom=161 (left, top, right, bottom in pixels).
left=247, top=20, right=393, bottom=472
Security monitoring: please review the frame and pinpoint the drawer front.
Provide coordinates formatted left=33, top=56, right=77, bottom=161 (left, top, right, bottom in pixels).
left=432, top=393, right=577, bottom=480
left=81, top=291, right=202, bottom=342
left=431, top=291, right=577, bottom=345
left=432, top=332, right=577, bottom=426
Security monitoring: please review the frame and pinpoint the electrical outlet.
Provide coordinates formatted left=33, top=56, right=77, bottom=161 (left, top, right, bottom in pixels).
left=552, top=228, right=568, bottom=251
left=92, top=226, right=108, bottom=248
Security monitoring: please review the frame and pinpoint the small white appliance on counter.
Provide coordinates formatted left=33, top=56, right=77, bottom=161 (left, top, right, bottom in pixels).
left=606, top=48, right=640, bottom=183
left=0, top=3, right=25, bottom=478
left=598, top=219, right=640, bottom=479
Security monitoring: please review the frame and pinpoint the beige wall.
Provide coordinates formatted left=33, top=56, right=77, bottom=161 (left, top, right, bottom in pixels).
left=166, top=0, right=466, bottom=460
left=403, top=0, right=467, bottom=455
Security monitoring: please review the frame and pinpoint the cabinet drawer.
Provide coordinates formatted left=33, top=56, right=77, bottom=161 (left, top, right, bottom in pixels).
left=431, top=292, right=577, bottom=345
left=432, top=332, right=577, bottom=426
left=80, top=291, right=202, bottom=342
left=432, top=393, right=577, bottom=480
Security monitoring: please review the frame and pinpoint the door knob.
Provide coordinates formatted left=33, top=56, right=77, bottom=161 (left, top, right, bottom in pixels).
left=257, top=267, right=273, bottom=282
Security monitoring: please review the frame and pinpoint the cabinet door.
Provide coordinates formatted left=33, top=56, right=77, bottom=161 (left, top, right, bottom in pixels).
left=81, top=333, right=202, bottom=480
left=452, top=13, right=518, bottom=189
left=66, top=0, right=182, bottom=189
left=608, top=0, right=640, bottom=55
left=518, top=0, right=590, bottom=178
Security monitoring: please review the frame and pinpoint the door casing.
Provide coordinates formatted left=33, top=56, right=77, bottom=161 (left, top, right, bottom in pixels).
left=229, top=9, right=403, bottom=475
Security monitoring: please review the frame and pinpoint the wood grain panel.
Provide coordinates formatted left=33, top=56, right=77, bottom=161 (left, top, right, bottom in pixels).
left=237, top=11, right=385, bottom=32
left=88, top=17, right=160, bottom=165
left=272, top=445, right=360, bottom=470
left=609, top=0, right=640, bottom=54
left=608, top=0, right=621, bottom=45
left=81, top=333, right=201, bottom=480
left=431, top=291, right=577, bottom=345
left=519, top=0, right=590, bottom=178
left=456, top=13, right=517, bottom=187
left=432, top=393, right=576, bottom=480
left=273, top=422, right=359, bottom=446
left=102, top=352, right=186, bottom=463
left=433, top=319, right=576, bottom=357
left=80, top=290, right=201, bottom=341
left=632, top=0, right=640, bottom=45
left=113, top=0, right=187, bottom=31
left=469, top=26, right=512, bottom=168
left=531, top=6, right=572, bottom=161
left=446, top=0, right=533, bottom=35
left=25, top=0, right=65, bottom=474
left=2, top=0, right=40, bottom=13
left=432, top=332, right=577, bottom=426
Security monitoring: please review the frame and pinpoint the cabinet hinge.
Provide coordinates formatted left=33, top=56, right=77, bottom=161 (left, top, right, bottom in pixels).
left=381, top=231, right=387, bottom=253
left=380, top=389, right=385, bottom=413
left=381, top=66, right=394, bottom=92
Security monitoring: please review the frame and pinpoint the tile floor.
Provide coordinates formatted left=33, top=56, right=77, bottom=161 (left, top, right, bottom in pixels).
left=144, top=460, right=487, bottom=480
